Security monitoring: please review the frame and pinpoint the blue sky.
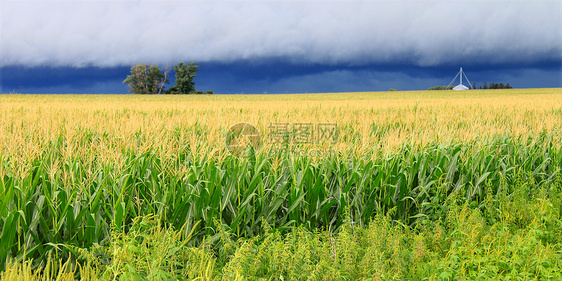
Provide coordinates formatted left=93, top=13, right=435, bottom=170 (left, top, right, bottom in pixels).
left=1, top=0, right=561, bottom=94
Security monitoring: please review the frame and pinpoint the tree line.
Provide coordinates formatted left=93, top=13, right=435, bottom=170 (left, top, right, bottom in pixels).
left=123, top=62, right=213, bottom=95
left=473, top=82, right=512, bottom=89
left=427, top=85, right=455, bottom=90
left=428, top=82, right=513, bottom=90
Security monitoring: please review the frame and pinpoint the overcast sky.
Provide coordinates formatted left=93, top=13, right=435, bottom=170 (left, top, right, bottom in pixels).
left=1, top=0, right=561, bottom=94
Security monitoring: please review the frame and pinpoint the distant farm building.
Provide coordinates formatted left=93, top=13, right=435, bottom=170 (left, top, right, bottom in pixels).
left=453, top=84, right=469, bottom=90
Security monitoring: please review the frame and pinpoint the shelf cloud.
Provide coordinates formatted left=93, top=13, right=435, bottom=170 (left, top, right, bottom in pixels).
left=1, top=1, right=560, bottom=94
left=2, top=1, right=560, bottom=68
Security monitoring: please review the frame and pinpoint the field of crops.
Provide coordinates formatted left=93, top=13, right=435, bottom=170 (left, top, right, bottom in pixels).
left=0, top=88, right=561, bottom=280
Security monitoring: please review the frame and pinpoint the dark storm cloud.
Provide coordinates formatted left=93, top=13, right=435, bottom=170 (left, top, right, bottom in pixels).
left=1, top=1, right=560, bottom=68
left=0, top=66, right=130, bottom=94
left=1, top=61, right=560, bottom=94
left=192, top=62, right=561, bottom=94
left=1, top=66, right=129, bottom=88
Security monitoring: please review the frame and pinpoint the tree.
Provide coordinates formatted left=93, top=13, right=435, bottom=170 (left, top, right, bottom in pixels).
left=166, top=62, right=199, bottom=95
left=476, top=82, right=512, bottom=89
left=427, top=85, right=454, bottom=90
left=123, top=64, right=169, bottom=94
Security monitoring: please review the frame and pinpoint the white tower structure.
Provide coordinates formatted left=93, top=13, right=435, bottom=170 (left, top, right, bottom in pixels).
left=447, top=67, right=473, bottom=90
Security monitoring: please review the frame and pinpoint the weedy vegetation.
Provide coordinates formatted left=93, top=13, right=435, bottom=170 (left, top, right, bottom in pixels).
left=0, top=88, right=561, bottom=280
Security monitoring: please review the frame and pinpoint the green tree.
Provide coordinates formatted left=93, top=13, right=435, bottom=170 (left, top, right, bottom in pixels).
left=427, top=85, right=454, bottom=90
left=123, top=64, right=169, bottom=95
left=166, top=62, right=199, bottom=95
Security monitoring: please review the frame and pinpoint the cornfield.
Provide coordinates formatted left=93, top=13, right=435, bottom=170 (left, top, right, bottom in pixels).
left=0, top=88, right=561, bottom=279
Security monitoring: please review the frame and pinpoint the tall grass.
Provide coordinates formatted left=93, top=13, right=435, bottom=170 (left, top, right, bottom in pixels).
left=2, top=172, right=561, bottom=280
left=0, top=89, right=560, bottom=278
left=0, top=135, right=560, bottom=271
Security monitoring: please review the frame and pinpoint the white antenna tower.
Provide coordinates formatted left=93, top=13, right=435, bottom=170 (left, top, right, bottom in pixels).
left=447, top=67, right=473, bottom=90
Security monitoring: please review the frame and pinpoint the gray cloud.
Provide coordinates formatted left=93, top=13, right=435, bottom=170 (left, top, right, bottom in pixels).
left=1, top=0, right=560, bottom=68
